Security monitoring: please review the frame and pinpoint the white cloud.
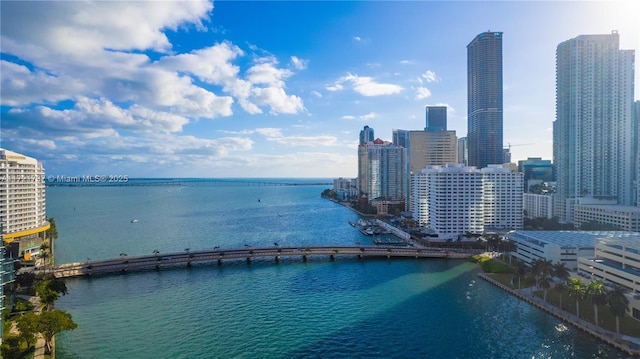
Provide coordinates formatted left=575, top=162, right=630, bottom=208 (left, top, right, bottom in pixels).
left=325, top=83, right=344, bottom=92
left=328, top=73, right=403, bottom=96
left=290, top=56, right=308, bottom=70
left=400, top=60, right=412, bottom=65
left=1, top=1, right=212, bottom=57
left=354, top=36, right=361, bottom=42
left=415, top=87, right=432, bottom=100
left=361, top=112, right=376, bottom=120
left=311, top=90, right=322, bottom=98
left=253, top=127, right=337, bottom=147
left=22, top=139, right=57, bottom=150
left=252, top=87, right=304, bottom=114
left=247, top=61, right=293, bottom=88
left=267, top=135, right=338, bottom=147
left=341, top=112, right=376, bottom=121
left=255, top=128, right=284, bottom=138
left=421, top=70, right=438, bottom=82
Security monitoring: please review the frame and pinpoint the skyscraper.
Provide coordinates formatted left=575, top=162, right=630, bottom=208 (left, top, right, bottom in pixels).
left=0, top=149, right=49, bottom=259
left=467, top=31, right=503, bottom=169
left=553, top=31, right=636, bottom=222
left=359, top=125, right=374, bottom=145
left=358, top=139, right=407, bottom=202
left=425, top=106, right=447, bottom=131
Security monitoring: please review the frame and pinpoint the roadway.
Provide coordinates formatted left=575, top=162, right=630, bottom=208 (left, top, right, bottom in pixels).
left=51, top=245, right=476, bottom=278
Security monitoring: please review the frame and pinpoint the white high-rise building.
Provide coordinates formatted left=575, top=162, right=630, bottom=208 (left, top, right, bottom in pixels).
left=553, top=31, right=636, bottom=223
left=0, top=149, right=49, bottom=259
left=411, top=164, right=523, bottom=240
left=482, top=165, right=524, bottom=230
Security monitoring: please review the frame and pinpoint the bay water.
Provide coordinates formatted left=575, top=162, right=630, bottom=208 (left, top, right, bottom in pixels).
left=47, top=179, right=626, bottom=358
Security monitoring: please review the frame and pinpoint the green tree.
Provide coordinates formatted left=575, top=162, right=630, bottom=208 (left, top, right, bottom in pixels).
left=36, top=278, right=68, bottom=311
left=16, top=312, right=39, bottom=349
left=45, top=217, right=58, bottom=240
left=552, top=262, right=570, bottom=282
left=37, top=310, right=78, bottom=354
left=587, top=280, right=607, bottom=327
left=567, top=278, right=586, bottom=318
left=554, top=282, right=567, bottom=310
left=539, top=274, right=551, bottom=302
left=515, top=261, right=528, bottom=290
left=606, top=285, right=629, bottom=334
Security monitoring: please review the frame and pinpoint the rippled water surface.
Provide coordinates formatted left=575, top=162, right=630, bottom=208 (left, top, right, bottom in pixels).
left=47, top=180, right=626, bottom=358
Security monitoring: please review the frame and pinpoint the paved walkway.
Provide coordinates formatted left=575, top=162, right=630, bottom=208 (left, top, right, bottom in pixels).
left=10, top=295, right=47, bottom=358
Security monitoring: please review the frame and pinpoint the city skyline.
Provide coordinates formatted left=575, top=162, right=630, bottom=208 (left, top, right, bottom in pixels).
left=1, top=1, right=639, bottom=178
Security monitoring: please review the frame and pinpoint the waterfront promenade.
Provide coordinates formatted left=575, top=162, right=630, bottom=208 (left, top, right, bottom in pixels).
left=51, top=245, right=475, bottom=278
left=478, top=273, right=640, bottom=356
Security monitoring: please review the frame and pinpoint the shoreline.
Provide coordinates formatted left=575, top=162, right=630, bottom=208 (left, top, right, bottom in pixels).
left=478, top=273, right=640, bottom=356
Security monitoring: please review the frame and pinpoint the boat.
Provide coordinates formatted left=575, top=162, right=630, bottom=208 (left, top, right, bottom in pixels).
left=348, top=221, right=357, bottom=227
left=131, top=219, right=139, bottom=223
left=359, top=227, right=374, bottom=236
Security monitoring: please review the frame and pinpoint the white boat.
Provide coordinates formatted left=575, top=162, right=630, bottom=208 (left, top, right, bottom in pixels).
left=131, top=219, right=139, bottom=223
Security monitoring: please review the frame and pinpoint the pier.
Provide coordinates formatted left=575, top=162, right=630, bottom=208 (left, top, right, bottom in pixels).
left=51, top=245, right=475, bottom=278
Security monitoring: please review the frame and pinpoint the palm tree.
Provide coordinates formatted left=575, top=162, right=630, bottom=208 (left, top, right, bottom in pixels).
left=552, top=262, right=570, bottom=282
left=539, top=274, right=551, bottom=302
left=502, top=239, right=517, bottom=265
left=554, top=282, right=567, bottom=310
left=606, top=285, right=629, bottom=334
left=567, top=278, right=586, bottom=318
left=587, top=280, right=607, bottom=327
left=515, top=261, right=528, bottom=290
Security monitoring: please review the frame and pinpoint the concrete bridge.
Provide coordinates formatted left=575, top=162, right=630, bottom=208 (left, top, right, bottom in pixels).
left=51, top=245, right=476, bottom=278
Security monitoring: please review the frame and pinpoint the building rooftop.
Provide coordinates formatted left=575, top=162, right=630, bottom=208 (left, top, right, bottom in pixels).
left=575, top=204, right=640, bottom=213
left=507, top=230, right=640, bottom=249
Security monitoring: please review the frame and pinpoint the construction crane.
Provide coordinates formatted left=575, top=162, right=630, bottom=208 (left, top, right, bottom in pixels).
left=506, top=143, right=535, bottom=150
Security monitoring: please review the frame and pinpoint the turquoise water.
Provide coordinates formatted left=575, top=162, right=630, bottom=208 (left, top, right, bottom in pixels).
left=48, top=180, right=626, bottom=358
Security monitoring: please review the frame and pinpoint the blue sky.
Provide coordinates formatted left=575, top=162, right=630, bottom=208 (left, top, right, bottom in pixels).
left=1, top=1, right=638, bottom=178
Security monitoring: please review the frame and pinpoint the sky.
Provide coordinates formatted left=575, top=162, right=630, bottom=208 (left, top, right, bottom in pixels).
left=1, top=1, right=639, bottom=178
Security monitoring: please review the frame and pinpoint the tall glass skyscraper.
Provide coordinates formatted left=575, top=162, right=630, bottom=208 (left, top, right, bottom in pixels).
left=425, top=106, right=447, bottom=131
left=359, top=125, right=374, bottom=145
left=553, top=31, right=636, bottom=222
left=467, top=31, right=503, bottom=169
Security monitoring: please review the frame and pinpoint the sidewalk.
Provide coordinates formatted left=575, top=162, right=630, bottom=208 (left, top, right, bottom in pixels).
left=10, top=295, right=47, bottom=359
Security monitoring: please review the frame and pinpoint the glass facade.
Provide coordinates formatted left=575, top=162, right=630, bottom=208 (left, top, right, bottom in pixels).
left=467, top=32, right=503, bottom=169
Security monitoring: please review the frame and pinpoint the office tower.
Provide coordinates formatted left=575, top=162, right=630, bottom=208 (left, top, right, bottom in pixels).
left=364, top=140, right=407, bottom=201
left=553, top=31, right=635, bottom=222
left=359, top=125, right=375, bottom=145
left=407, top=130, right=457, bottom=174
left=635, top=101, right=640, bottom=206
left=411, top=164, right=522, bottom=240
left=0, top=149, right=49, bottom=259
left=518, top=157, right=553, bottom=192
left=425, top=106, right=447, bottom=131
left=457, top=137, right=468, bottom=166
left=467, top=31, right=503, bottom=169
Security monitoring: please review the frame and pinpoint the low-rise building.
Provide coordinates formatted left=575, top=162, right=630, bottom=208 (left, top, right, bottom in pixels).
left=333, top=177, right=358, bottom=201
left=574, top=204, right=640, bottom=232
left=503, top=230, right=633, bottom=270
left=577, top=233, right=640, bottom=321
